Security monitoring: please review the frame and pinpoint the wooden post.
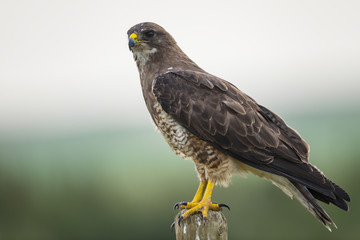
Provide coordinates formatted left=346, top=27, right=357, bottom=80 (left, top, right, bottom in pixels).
left=174, top=210, right=228, bottom=240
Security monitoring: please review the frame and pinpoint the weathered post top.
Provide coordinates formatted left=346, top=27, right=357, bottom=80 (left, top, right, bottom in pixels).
left=174, top=210, right=228, bottom=240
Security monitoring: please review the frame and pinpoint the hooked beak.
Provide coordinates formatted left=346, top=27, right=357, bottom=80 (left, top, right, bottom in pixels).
left=128, top=33, right=148, bottom=51
left=128, top=37, right=137, bottom=50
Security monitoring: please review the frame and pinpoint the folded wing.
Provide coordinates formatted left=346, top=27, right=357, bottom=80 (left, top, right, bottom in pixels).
left=153, top=70, right=350, bottom=211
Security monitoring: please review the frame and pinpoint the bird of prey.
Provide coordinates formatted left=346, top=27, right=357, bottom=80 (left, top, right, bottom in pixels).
left=127, top=22, right=350, bottom=230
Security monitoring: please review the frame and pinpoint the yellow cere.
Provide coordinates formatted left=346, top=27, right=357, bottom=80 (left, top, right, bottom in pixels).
left=129, top=33, right=138, bottom=41
left=129, top=32, right=149, bottom=43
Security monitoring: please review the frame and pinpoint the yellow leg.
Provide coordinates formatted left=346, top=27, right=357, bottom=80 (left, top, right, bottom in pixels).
left=178, top=179, right=228, bottom=222
left=179, top=181, right=206, bottom=209
left=192, top=180, right=207, bottom=202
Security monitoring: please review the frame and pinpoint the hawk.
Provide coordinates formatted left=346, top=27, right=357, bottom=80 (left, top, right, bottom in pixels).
left=127, top=22, right=350, bottom=230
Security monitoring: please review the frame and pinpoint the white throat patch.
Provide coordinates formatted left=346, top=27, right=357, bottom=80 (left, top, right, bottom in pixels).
left=133, top=47, right=158, bottom=66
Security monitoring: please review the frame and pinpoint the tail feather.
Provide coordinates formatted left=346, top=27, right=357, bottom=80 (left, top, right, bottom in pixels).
left=291, top=181, right=337, bottom=231
left=242, top=160, right=350, bottom=231
left=308, top=188, right=348, bottom=211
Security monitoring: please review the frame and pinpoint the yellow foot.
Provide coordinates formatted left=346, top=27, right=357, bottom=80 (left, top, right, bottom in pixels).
left=174, top=201, right=229, bottom=211
left=174, top=179, right=230, bottom=225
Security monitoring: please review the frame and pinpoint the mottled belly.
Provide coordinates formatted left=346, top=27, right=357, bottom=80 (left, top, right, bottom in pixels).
left=153, top=102, right=235, bottom=186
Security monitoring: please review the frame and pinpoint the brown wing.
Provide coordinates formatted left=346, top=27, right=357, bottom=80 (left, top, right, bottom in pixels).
left=153, top=70, right=350, bottom=210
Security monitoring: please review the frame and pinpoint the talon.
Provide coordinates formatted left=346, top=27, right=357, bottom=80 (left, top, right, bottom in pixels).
left=174, top=179, right=221, bottom=222
left=170, top=222, right=175, bottom=231
left=219, top=203, right=230, bottom=211
left=178, top=216, right=183, bottom=226
left=174, top=201, right=187, bottom=210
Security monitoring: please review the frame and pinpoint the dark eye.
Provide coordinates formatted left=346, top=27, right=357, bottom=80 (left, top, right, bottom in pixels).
left=144, top=30, right=155, bottom=38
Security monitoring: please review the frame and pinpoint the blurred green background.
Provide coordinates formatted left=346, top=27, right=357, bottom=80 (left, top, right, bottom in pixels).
left=1, top=1, right=359, bottom=239
left=0, top=110, right=359, bottom=240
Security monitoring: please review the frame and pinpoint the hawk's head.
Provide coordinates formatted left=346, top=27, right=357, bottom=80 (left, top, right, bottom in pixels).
left=127, top=22, right=176, bottom=65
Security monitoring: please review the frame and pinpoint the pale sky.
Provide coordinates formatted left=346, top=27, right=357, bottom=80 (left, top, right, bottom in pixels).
left=1, top=0, right=359, bottom=137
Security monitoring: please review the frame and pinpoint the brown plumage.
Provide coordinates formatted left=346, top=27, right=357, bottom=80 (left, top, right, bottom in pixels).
left=127, top=22, right=350, bottom=230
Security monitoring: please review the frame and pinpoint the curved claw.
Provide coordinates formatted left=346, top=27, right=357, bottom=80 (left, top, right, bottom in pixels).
left=178, top=216, right=183, bottom=226
left=219, top=203, right=230, bottom=211
left=170, top=222, right=175, bottom=231
left=173, top=201, right=187, bottom=210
